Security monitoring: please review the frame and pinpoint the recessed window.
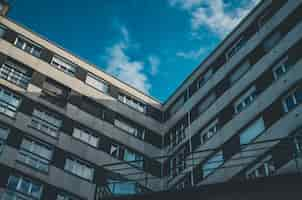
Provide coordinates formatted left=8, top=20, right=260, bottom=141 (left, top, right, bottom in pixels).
left=272, top=56, right=291, bottom=80
left=283, top=87, right=302, bottom=112
left=168, top=118, right=188, bottom=150
left=200, top=119, right=219, bottom=144
left=30, top=108, right=62, bottom=138
left=57, top=193, right=80, bottom=200
left=234, top=86, right=257, bottom=114
left=110, top=143, right=120, bottom=158
left=51, top=56, right=76, bottom=76
left=123, top=149, right=144, bottom=168
left=0, top=60, right=32, bottom=88
left=64, top=158, right=94, bottom=181
left=41, top=79, right=68, bottom=107
left=114, top=119, right=144, bottom=140
left=197, top=69, right=213, bottom=89
left=72, top=127, right=99, bottom=147
left=246, top=156, right=275, bottom=179
left=0, top=86, right=21, bottom=118
left=169, top=94, right=185, bottom=116
left=230, top=60, right=251, bottom=84
left=118, top=93, right=146, bottom=113
left=85, top=73, right=108, bottom=93
left=226, top=36, right=247, bottom=60
left=202, top=151, right=224, bottom=178
left=6, top=175, right=43, bottom=199
left=0, top=24, right=6, bottom=38
left=0, top=124, right=9, bottom=152
left=14, top=37, right=42, bottom=58
left=169, top=147, right=186, bottom=178
left=263, top=31, right=282, bottom=52
left=18, top=138, right=53, bottom=172
left=240, top=118, right=265, bottom=145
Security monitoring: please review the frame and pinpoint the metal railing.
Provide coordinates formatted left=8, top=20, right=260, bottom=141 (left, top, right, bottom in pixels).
left=97, top=133, right=302, bottom=199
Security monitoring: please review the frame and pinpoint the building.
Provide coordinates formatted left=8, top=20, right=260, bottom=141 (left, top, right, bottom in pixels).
left=0, top=0, right=301, bottom=199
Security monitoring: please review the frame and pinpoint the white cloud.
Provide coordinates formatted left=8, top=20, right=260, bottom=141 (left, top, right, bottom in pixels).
left=105, top=27, right=151, bottom=94
left=169, top=0, right=260, bottom=38
left=168, top=0, right=203, bottom=10
left=176, top=47, right=204, bottom=59
left=148, top=55, right=160, bottom=76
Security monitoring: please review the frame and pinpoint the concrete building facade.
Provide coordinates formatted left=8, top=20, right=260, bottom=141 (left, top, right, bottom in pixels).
left=0, top=0, right=301, bottom=199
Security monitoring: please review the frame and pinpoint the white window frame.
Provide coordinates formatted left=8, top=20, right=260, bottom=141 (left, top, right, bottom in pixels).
left=0, top=86, right=21, bottom=118
left=0, top=60, right=32, bottom=88
left=272, top=55, right=290, bottom=80
left=18, top=138, right=53, bottom=172
left=118, top=94, right=146, bottom=113
left=234, top=86, right=257, bottom=114
left=72, top=127, right=99, bottom=147
left=110, top=143, right=120, bottom=158
left=50, top=56, right=76, bottom=76
left=85, top=73, right=109, bottom=94
left=64, top=158, right=94, bottom=181
left=200, top=119, right=219, bottom=144
left=14, top=36, right=42, bottom=57
left=30, top=108, right=62, bottom=138
left=114, top=119, right=144, bottom=140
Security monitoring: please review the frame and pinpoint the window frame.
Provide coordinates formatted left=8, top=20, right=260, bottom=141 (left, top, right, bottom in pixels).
left=72, top=127, right=99, bottom=148
left=50, top=56, right=76, bottom=76
left=272, top=55, right=290, bottom=80
left=64, top=157, right=95, bottom=181
left=234, top=86, right=257, bottom=114
left=14, top=36, right=42, bottom=58
left=0, top=86, right=22, bottom=118
left=85, top=73, right=109, bottom=94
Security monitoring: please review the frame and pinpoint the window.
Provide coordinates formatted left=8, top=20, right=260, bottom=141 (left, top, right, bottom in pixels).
left=7, top=175, right=43, bottom=199
left=240, top=118, right=265, bottom=145
left=0, top=60, right=32, bottom=88
left=123, top=149, right=144, bottom=168
left=64, top=158, right=94, bottom=181
left=246, top=156, right=275, bottom=179
left=169, top=148, right=186, bottom=178
left=118, top=93, right=146, bottom=113
left=85, top=73, right=108, bottom=93
left=263, top=31, right=282, bottom=52
left=41, top=79, right=68, bottom=107
left=0, top=24, right=6, bottom=38
left=226, top=36, right=247, bottom=60
left=0, top=86, right=21, bottom=118
left=230, top=60, right=251, bottom=84
left=18, top=138, right=53, bottom=172
left=114, top=119, right=144, bottom=140
left=14, top=37, right=42, bottom=58
left=30, top=108, right=62, bottom=138
left=273, top=56, right=292, bottom=80
left=169, top=94, right=185, bottom=116
left=197, top=69, right=213, bottom=89
left=197, top=92, right=216, bottom=115
left=0, top=124, right=9, bottom=152
left=234, top=86, right=257, bottom=114
left=168, top=118, right=188, bottom=150
left=72, top=127, right=99, bottom=147
left=110, top=143, right=120, bottom=158
left=202, top=151, right=224, bottom=178
left=57, top=193, right=80, bottom=200
left=105, top=180, right=142, bottom=196
left=51, top=56, right=76, bottom=76
left=201, top=119, right=219, bottom=144
left=283, top=87, right=302, bottom=112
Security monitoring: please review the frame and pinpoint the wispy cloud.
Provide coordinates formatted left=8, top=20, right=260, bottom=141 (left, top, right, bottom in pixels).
left=105, top=26, right=152, bottom=94
left=169, top=0, right=260, bottom=38
left=148, top=55, right=160, bottom=76
left=176, top=47, right=204, bottom=59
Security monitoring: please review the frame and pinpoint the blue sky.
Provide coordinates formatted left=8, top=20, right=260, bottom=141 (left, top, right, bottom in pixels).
left=7, top=0, right=260, bottom=102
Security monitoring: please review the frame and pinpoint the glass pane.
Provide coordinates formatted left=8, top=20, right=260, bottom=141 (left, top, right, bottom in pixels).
left=294, top=88, right=302, bottom=104
left=30, top=183, right=42, bottom=198
left=7, top=176, right=19, bottom=190
left=19, top=178, right=31, bottom=194
left=240, top=118, right=265, bottom=144
left=285, top=95, right=296, bottom=111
